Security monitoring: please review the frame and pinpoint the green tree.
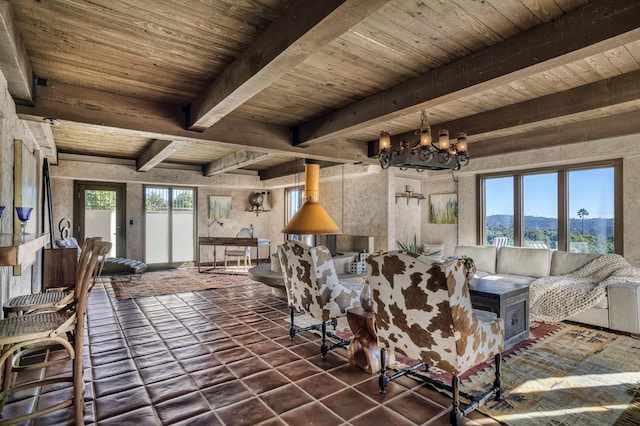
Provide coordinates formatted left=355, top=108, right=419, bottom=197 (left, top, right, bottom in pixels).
left=173, top=191, right=193, bottom=210
left=577, top=208, right=589, bottom=234
left=85, top=190, right=116, bottom=210
left=146, top=192, right=168, bottom=211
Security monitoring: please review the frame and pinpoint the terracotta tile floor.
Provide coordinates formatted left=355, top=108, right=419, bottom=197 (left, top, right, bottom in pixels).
left=4, top=280, right=501, bottom=425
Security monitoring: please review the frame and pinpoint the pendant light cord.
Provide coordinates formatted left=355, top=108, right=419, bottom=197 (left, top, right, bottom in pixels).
left=452, top=169, right=459, bottom=245
left=341, top=164, right=345, bottom=232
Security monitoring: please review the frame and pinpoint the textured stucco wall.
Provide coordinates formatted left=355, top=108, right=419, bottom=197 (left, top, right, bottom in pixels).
left=623, top=155, right=640, bottom=266
left=0, top=72, right=45, bottom=310
left=46, top=132, right=640, bottom=268
left=197, top=186, right=285, bottom=263
left=393, top=176, right=423, bottom=250
left=321, top=165, right=389, bottom=252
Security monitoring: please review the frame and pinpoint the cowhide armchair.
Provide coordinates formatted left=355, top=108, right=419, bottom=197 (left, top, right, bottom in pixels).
left=365, top=251, right=505, bottom=425
left=278, top=240, right=363, bottom=358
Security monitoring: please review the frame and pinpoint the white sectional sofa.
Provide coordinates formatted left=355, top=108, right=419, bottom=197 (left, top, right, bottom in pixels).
left=453, top=245, right=640, bottom=334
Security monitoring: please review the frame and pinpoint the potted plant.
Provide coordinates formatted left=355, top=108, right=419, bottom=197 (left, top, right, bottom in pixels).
left=397, top=235, right=443, bottom=258
left=396, top=235, right=420, bottom=253
left=460, top=255, right=476, bottom=280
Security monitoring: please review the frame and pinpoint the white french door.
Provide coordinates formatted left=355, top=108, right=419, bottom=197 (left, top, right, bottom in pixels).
left=144, top=186, right=196, bottom=265
left=75, top=182, right=125, bottom=258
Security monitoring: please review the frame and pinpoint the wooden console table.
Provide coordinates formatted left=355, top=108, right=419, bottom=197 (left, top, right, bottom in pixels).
left=197, top=236, right=271, bottom=272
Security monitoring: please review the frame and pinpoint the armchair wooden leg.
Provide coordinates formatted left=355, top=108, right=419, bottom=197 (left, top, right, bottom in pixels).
left=289, top=308, right=296, bottom=341
left=493, top=353, right=503, bottom=401
left=450, top=375, right=462, bottom=426
left=329, top=318, right=337, bottom=330
left=320, top=322, right=328, bottom=359
left=379, top=347, right=389, bottom=395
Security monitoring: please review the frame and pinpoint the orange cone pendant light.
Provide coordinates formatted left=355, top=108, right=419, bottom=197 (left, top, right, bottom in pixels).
left=282, top=159, right=342, bottom=235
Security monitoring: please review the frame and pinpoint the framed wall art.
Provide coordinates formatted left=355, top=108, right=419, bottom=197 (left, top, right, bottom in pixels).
left=429, top=193, right=458, bottom=224
left=209, top=196, right=232, bottom=220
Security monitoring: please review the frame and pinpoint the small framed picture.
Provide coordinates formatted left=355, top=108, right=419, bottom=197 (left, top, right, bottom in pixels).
left=209, top=196, right=232, bottom=220
left=429, top=193, right=458, bottom=224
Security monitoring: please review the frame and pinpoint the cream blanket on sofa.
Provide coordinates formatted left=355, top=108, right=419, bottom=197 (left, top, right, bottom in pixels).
left=530, top=254, right=640, bottom=322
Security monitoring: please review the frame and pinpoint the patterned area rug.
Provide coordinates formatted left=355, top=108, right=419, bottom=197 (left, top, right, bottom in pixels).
left=464, top=324, right=640, bottom=425
left=111, top=268, right=259, bottom=300
left=290, top=314, right=640, bottom=425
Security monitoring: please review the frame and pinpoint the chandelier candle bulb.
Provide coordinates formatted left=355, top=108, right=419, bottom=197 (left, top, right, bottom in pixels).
left=456, top=133, right=468, bottom=153
left=438, top=130, right=450, bottom=150
left=379, top=131, right=391, bottom=151
left=419, top=129, right=431, bottom=146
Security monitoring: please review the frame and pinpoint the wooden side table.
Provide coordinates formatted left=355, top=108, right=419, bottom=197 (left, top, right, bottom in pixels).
left=469, top=278, right=530, bottom=349
left=43, top=247, right=77, bottom=289
left=346, top=307, right=394, bottom=374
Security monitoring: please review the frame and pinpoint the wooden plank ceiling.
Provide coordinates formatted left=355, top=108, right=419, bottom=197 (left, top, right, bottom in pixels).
left=1, top=0, right=639, bottom=179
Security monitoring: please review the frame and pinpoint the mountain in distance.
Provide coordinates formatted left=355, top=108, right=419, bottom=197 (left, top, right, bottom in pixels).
left=487, top=215, right=614, bottom=234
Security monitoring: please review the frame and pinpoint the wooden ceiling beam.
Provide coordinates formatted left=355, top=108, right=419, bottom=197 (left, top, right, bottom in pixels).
left=0, top=2, right=33, bottom=103
left=470, top=110, right=640, bottom=158
left=25, top=120, right=57, bottom=163
left=259, top=160, right=304, bottom=181
left=370, top=69, right=640, bottom=151
left=187, top=0, right=387, bottom=131
left=137, top=139, right=186, bottom=172
left=295, top=0, right=640, bottom=146
left=258, top=159, right=341, bottom=181
left=16, top=82, right=371, bottom=164
left=204, top=151, right=271, bottom=176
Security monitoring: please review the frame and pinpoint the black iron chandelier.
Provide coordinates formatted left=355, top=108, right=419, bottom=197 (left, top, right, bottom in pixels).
left=378, top=111, right=469, bottom=171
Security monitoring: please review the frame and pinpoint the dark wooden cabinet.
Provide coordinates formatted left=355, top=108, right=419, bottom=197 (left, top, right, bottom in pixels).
left=469, top=278, right=530, bottom=349
left=43, top=247, right=77, bottom=289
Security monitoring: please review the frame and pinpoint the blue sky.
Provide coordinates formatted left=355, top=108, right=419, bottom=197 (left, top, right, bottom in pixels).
left=486, top=168, right=615, bottom=219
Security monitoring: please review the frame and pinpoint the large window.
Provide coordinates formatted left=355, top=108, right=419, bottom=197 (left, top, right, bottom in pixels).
left=479, top=161, right=621, bottom=254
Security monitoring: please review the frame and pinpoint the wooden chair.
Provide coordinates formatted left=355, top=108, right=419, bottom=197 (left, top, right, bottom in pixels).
left=224, top=228, right=252, bottom=268
left=365, top=251, right=505, bottom=425
left=278, top=240, right=363, bottom=358
left=0, top=241, right=111, bottom=425
left=2, top=237, right=105, bottom=317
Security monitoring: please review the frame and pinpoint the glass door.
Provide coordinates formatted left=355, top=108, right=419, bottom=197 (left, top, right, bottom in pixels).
left=74, top=182, right=126, bottom=258
left=144, top=186, right=195, bottom=265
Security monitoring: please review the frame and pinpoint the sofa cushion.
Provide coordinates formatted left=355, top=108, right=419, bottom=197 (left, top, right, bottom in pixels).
left=102, top=258, right=148, bottom=275
left=479, top=274, right=537, bottom=286
left=550, top=251, right=600, bottom=276
left=453, top=245, right=497, bottom=274
left=496, top=247, right=551, bottom=278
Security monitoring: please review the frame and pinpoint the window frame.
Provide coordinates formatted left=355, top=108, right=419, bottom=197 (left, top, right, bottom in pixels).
left=284, top=185, right=311, bottom=244
left=477, top=159, right=623, bottom=254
